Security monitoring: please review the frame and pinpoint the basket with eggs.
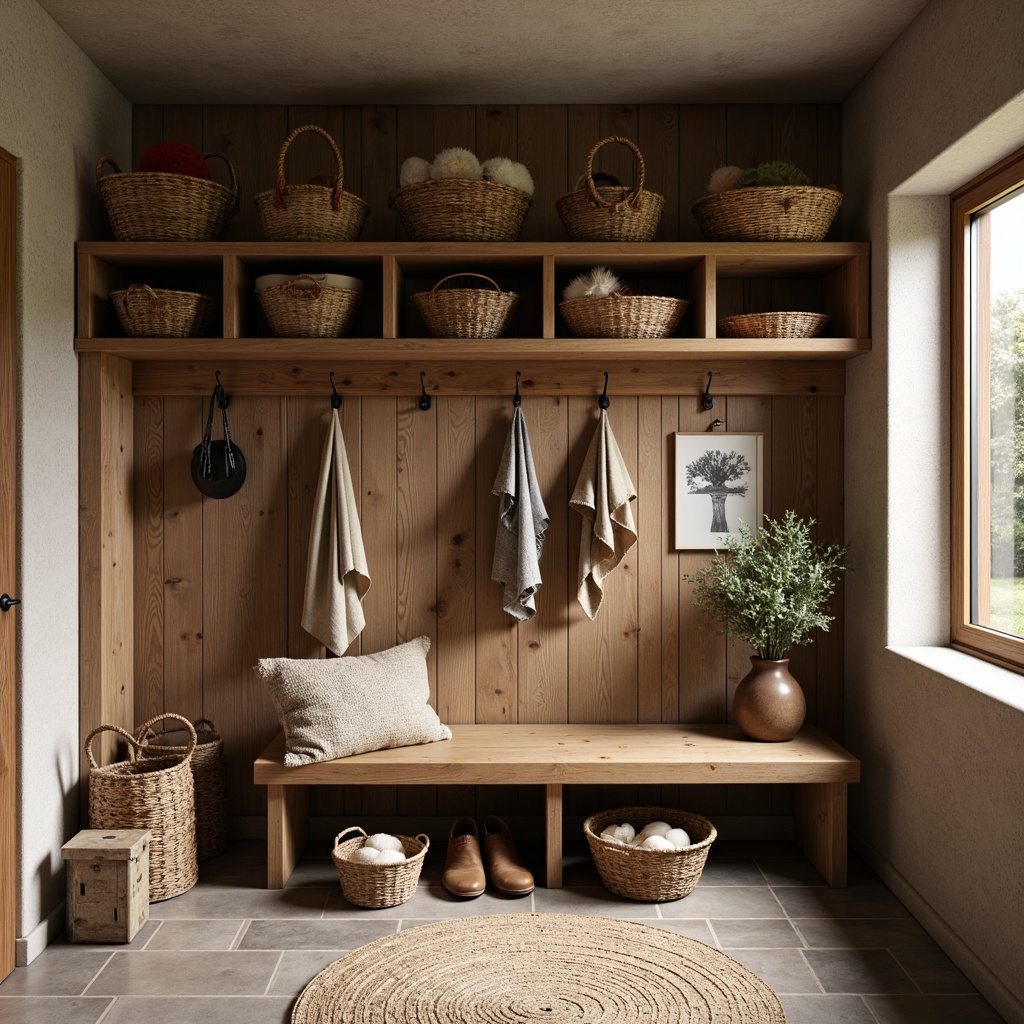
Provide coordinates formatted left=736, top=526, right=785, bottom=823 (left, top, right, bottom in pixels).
left=331, top=826, right=430, bottom=908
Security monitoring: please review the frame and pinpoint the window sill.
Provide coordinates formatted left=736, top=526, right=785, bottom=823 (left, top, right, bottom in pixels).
left=888, top=645, right=1024, bottom=714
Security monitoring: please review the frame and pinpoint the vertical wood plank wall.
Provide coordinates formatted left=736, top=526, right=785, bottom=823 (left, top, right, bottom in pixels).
left=130, top=103, right=844, bottom=824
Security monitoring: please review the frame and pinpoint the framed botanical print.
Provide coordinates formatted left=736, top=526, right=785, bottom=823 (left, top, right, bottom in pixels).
left=674, top=432, right=764, bottom=550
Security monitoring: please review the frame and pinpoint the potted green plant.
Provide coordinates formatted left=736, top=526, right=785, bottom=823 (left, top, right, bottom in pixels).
left=684, top=510, right=848, bottom=741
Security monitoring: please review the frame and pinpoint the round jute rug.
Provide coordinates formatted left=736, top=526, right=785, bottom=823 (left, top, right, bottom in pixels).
left=292, top=913, right=786, bottom=1023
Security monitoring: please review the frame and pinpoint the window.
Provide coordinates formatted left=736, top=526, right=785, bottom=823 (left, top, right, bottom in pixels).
left=952, top=146, right=1024, bottom=669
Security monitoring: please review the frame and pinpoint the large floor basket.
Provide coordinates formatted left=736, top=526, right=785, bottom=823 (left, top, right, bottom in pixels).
left=332, top=827, right=430, bottom=908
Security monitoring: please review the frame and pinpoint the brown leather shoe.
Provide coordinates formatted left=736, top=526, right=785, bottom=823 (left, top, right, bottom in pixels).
left=442, top=816, right=486, bottom=898
left=483, top=816, right=534, bottom=895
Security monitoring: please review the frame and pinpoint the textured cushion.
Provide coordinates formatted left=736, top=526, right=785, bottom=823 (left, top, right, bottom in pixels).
left=256, top=636, right=452, bottom=766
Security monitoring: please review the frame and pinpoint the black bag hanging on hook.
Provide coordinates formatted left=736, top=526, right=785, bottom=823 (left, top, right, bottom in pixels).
left=191, top=380, right=246, bottom=499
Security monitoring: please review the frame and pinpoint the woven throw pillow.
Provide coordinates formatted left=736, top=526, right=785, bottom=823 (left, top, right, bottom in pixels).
left=256, top=636, right=452, bottom=766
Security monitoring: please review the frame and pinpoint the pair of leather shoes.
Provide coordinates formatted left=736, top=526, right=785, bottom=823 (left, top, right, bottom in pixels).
left=442, top=816, right=534, bottom=898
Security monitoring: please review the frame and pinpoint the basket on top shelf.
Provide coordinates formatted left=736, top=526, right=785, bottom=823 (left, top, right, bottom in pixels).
left=391, top=178, right=532, bottom=242
left=560, top=294, right=688, bottom=339
left=111, top=283, right=218, bottom=339
left=256, top=273, right=362, bottom=338
left=413, top=273, right=519, bottom=339
left=583, top=806, right=717, bottom=902
left=96, top=154, right=238, bottom=242
left=255, top=125, right=370, bottom=242
left=556, top=137, right=665, bottom=242
left=717, top=311, right=830, bottom=338
left=332, top=827, right=430, bottom=908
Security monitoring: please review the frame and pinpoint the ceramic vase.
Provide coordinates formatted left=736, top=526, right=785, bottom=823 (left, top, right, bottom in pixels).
left=733, top=656, right=806, bottom=741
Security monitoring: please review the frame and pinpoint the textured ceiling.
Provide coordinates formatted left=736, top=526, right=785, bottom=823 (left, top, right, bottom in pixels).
left=35, top=0, right=930, bottom=104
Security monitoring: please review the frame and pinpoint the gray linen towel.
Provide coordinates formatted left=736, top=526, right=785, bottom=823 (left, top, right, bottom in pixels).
left=301, top=408, right=371, bottom=652
left=570, top=408, right=637, bottom=619
left=491, top=405, right=550, bottom=620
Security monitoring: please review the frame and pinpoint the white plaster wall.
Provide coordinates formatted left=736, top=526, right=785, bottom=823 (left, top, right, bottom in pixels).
left=0, top=0, right=130, bottom=952
left=843, top=0, right=1024, bottom=1018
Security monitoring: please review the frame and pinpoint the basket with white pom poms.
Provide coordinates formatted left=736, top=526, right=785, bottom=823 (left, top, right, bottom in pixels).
left=559, top=267, right=688, bottom=339
left=390, top=148, right=533, bottom=241
left=332, top=826, right=430, bottom=908
left=583, top=806, right=716, bottom=902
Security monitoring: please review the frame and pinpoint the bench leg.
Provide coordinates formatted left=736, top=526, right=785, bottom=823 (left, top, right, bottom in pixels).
left=794, top=782, right=847, bottom=887
left=545, top=783, right=563, bottom=888
left=266, top=784, right=309, bottom=889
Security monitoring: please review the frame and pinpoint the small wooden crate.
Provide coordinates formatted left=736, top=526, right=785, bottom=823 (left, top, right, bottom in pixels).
left=62, top=829, right=151, bottom=943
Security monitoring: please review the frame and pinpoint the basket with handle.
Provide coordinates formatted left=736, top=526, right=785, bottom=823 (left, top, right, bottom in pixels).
left=556, top=136, right=665, bottom=242
left=390, top=177, right=532, bottom=242
left=559, top=294, right=688, bottom=339
left=331, top=826, right=430, bottom=908
left=256, top=273, right=362, bottom=338
left=717, top=311, right=830, bottom=338
left=135, top=715, right=227, bottom=861
left=86, top=714, right=198, bottom=901
left=691, top=185, right=842, bottom=242
left=96, top=154, right=238, bottom=242
left=412, top=273, right=519, bottom=338
left=255, top=124, right=370, bottom=241
left=583, top=805, right=716, bottom=902
left=110, top=283, right=218, bottom=339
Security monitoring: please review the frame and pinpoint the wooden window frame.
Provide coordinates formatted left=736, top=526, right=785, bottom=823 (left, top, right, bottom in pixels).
left=951, top=144, right=1024, bottom=670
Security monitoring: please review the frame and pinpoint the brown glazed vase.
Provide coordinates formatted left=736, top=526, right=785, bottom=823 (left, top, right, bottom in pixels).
left=733, top=657, right=806, bottom=741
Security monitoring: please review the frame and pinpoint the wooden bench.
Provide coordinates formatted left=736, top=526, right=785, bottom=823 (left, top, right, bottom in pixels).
left=254, top=723, right=860, bottom=890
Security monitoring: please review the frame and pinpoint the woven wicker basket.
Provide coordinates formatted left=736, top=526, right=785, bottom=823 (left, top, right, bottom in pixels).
left=717, top=311, right=830, bottom=338
left=556, top=137, right=665, bottom=242
left=412, top=273, right=519, bottom=339
left=96, top=155, right=238, bottom=242
left=136, top=715, right=227, bottom=861
left=332, top=827, right=430, bottom=908
left=257, top=274, right=361, bottom=338
left=583, top=806, right=717, bottom=902
left=390, top=178, right=532, bottom=242
left=86, top=714, right=198, bottom=902
left=560, top=294, right=688, bottom=339
left=111, top=284, right=218, bottom=338
left=691, top=185, right=842, bottom=242
left=255, top=124, right=370, bottom=242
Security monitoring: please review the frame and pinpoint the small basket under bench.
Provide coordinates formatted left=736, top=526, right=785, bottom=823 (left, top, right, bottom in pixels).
left=254, top=723, right=859, bottom=890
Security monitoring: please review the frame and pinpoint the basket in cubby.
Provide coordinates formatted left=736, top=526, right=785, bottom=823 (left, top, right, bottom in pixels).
left=331, top=827, right=430, bottom=908
left=255, top=124, right=370, bottom=242
left=556, top=136, right=665, bottom=242
left=692, top=185, right=842, bottom=242
left=412, top=273, right=519, bottom=338
left=717, top=311, right=830, bottom=338
left=257, top=274, right=362, bottom=338
left=96, top=154, right=238, bottom=242
left=560, top=294, right=687, bottom=339
left=390, top=178, right=532, bottom=242
left=583, top=806, right=717, bottom=902
left=110, top=284, right=218, bottom=338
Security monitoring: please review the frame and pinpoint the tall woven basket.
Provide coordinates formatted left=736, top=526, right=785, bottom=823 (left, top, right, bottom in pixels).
left=110, top=283, right=218, bottom=338
left=96, top=155, right=238, bottom=242
left=556, top=137, right=665, bottom=242
left=412, top=273, right=519, bottom=338
left=255, top=124, right=370, bottom=241
left=583, top=806, right=717, bottom=902
left=136, top=715, right=227, bottom=861
left=390, top=178, right=532, bottom=242
left=332, top=827, right=430, bottom=908
left=86, top=714, right=198, bottom=901
left=691, top=185, right=842, bottom=242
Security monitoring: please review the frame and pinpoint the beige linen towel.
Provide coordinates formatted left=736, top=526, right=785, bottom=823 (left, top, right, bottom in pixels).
left=570, top=408, right=637, bottom=619
left=491, top=405, right=550, bottom=620
left=301, top=408, right=371, bottom=652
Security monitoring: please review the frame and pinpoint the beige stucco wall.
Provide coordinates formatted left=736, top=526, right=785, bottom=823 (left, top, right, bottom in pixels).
left=843, top=0, right=1024, bottom=1019
left=0, top=0, right=130, bottom=954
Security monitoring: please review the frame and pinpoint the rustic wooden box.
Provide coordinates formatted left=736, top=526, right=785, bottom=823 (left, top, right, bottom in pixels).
left=62, top=829, right=151, bottom=943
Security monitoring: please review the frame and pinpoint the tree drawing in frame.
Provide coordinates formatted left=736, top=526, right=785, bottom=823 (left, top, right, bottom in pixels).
left=685, top=448, right=750, bottom=533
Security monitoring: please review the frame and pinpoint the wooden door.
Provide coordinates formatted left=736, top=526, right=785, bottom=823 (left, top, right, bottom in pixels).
left=0, top=145, right=17, bottom=983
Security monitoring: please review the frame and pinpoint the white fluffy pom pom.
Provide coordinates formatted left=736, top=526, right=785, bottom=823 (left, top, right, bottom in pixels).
left=431, top=147, right=483, bottom=181
left=348, top=846, right=381, bottom=864
left=400, top=156, right=432, bottom=188
left=639, top=821, right=672, bottom=838
left=707, top=165, right=744, bottom=194
left=365, top=833, right=404, bottom=852
left=481, top=157, right=535, bottom=196
left=665, top=828, right=691, bottom=849
left=374, top=849, right=407, bottom=864
left=640, top=835, right=675, bottom=851
left=600, top=823, right=636, bottom=844
left=562, top=266, right=624, bottom=301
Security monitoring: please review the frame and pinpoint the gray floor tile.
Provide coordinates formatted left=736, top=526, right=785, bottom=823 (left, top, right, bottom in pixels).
left=325, top=882, right=533, bottom=919
left=238, top=919, right=396, bottom=949
left=98, top=995, right=295, bottom=1024
left=713, top=918, right=805, bottom=948
left=531, top=887, right=659, bottom=919
left=793, top=916, right=937, bottom=949
left=0, top=997, right=114, bottom=1024
left=779, top=994, right=879, bottom=1023
left=85, top=950, right=282, bottom=997
left=144, top=919, right=245, bottom=950
left=727, top=948, right=822, bottom=993
left=658, top=886, right=784, bottom=919
left=697, top=858, right=766, bottom=887
left=773, top=884, right=911, bottom=919
left=864, top=993, right=1007, bottom=1023
left=891, top=947, right=978, bottom=993
left=802, top=948, right=919, bottom=994
left=46, top=920, right=161, bottom=952
left=0, top=950, right=113, bottom=996
left=265, top=950, right=350, bottom=997
left=756, top=856, right=827, bottom=887
left=647, top=919, right=718, bottom=944
left=149, top=885, right=332, bottom=919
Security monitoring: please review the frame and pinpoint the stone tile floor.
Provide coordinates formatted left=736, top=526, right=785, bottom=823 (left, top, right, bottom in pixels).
left=0, top=838, right=1005, bottom=1023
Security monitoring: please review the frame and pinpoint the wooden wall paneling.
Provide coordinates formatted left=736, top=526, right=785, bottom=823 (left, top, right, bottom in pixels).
left=772, top=105, right=818, bottom=185
left=567, top=105, right=602, bottom=200
left=659, top=397, right=682, bottom=811
left=638, top=106, right=680, bottom=242
left=726, top=105, right=774, bottom=174
left=131, top=106, right=163, bottom=172
left=284, top=106, right=348, bottom=188
left=133, top=396, right=164, bottom=727
left=162, top=106, right=204, bottom=153
left=599, top=105, right=640, bottom=190
left=162, top=398, right=204, bottom=721
left=202, top=396, right=288, bottom=815
left=817, top=105, right=843, bottom=238
left=359, top=107, right=398, bottom=242
left=517, top=106, right=568, bottom=242
left=679, top=105, right=727, bottom=242
left=476, top=105, right=517, bottom=163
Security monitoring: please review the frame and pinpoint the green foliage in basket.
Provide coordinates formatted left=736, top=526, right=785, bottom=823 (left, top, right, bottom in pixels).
left=683, top=510, right=848, bottom=660
left=739, top=161, right=812, bottom=188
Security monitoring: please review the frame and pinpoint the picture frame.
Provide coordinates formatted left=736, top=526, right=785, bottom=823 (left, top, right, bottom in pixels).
left=674, top=432, right=764, bottom=550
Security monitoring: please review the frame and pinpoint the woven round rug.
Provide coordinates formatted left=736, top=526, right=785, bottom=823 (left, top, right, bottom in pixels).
left=292, top=913, right=786, bottom=1023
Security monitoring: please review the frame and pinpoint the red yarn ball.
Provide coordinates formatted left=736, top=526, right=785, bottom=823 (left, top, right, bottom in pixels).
left=138, top=142, right=210, bottom=179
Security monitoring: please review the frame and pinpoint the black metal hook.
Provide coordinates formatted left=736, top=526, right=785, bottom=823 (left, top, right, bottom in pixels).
left=513, top=370, right=522, bottom=408
left=701, top=371, right=715, bottom=412
left=329, top=371, right=341, bottom=410
left=419, top=371, right=432, bottom=411
left=215, top=370, right=229, bottom=408
left=598, top=371, right=610, bottom=410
